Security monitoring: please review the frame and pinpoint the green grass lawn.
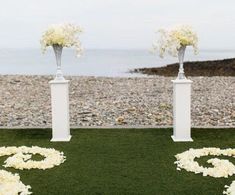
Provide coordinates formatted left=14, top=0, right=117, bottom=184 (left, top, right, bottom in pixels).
left=0, top=128, right=235, bottom=195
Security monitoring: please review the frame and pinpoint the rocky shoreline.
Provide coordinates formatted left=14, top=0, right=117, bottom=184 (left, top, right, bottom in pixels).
left=132, top=58, right=235, bottom=77
left=0, top=75, right=234, bottom=128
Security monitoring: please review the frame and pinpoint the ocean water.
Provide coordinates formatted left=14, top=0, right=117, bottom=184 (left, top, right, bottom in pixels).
left=0, top=48, right=234, bottom=77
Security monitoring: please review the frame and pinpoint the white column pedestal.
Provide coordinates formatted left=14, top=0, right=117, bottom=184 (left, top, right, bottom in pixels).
left=171, top=79, right=193, bottom=142
left=49, top=80, right=71, bottom=142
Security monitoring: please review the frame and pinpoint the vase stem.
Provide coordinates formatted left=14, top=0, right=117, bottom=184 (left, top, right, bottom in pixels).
left=177, top=46, right=186, bottom=80
left=53, top=44, right=64, bottom=80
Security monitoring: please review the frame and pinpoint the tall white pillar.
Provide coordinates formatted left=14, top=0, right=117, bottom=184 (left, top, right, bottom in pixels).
left=171, top=79, right=193, bottom=142
left=49, top=80, right=71, bottom=142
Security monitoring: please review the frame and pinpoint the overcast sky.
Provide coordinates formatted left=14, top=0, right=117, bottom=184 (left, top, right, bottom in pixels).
left=0, top=0, right=235, bottom=50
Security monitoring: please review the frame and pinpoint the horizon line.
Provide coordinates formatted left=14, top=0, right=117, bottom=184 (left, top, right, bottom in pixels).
left=0, top=47, right=234, bottom=51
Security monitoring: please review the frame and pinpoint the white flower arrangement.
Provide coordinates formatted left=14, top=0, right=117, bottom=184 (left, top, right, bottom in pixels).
left=40, top=23, right=83, bottom=57
left=0, top=146, right=66, bottom=195
left=0, top=170, right=31, bottom=195
left=175, top=148, right=235, bottom=195
left=153, top=25, right=198, bottom=58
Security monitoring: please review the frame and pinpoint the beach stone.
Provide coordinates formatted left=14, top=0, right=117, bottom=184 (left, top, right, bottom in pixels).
left=116, top=116, right=125, bottom=124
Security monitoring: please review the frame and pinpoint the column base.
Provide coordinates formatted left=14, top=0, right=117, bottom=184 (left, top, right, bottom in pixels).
left=51, top=135, right=72, bottom=142
left=171, top=135, right=193, bottom=142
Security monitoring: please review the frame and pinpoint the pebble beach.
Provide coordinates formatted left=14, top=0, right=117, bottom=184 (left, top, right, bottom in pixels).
left=0, top=75, right=234, bottom=128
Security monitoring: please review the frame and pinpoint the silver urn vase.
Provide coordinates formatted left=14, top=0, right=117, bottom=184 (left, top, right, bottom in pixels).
left=177, top=46, right=186, bottom=80
left=53, top=44, right=64, bottom=80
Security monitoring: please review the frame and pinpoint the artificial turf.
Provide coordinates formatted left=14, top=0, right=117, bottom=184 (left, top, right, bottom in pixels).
left=0, top=128, right=235, bottom=195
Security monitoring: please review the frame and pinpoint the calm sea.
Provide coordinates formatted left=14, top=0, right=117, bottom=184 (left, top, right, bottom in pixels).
left=0, top=49, right=234, bottom=77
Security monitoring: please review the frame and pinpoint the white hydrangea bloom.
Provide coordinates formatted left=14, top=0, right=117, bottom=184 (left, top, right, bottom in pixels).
left=153, top=25, right=198, bottom=58
left=40, top=23, right=83, bottom=57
